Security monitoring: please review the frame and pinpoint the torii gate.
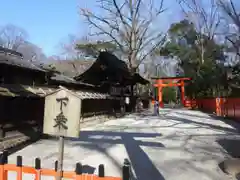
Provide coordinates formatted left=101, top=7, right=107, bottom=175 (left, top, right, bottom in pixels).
left=152, top=77, right=191, bottom=108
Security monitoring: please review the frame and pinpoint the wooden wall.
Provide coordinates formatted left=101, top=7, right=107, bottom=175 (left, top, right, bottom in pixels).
left=0, top=64, right=46, bottom=85
left=0, top=96, right=45, bottom=132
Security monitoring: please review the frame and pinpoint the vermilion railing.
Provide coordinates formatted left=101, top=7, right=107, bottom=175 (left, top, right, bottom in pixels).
left=220, top=98, right=240, bottom=119
left=185, top=97, right=240, bottom=119
left=0, top=151, right=130, bottom=180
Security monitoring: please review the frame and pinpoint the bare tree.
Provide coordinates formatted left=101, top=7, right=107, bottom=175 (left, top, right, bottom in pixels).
left=0, top=24, right=28, bottom=51
left=48, top=55, right=62, bottom=61
left=177, top=0, right=221, bottom=63
left=217, top=0, right=240, bottom=58
left=0, top=24, right=47, bottom=61
left=58, top=34, right=83, bottom=59
left=178, top=0, right=221, bottom=39
left=80, top=0, right=166, bottom=72
left=17, top=42, right=48, bottom=62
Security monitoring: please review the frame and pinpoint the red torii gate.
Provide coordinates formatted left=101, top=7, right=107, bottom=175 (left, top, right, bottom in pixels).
left=152, top=77, right=191, bottom=108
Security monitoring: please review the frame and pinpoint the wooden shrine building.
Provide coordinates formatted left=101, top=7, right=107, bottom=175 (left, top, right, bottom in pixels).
left=74, top=51, right=149, bottom=112
left=0, top=47, right=149, bottom=141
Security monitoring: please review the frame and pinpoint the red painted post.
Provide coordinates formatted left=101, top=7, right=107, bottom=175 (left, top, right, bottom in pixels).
left=215, top=98, right=219, bottom=116
left=233, top=103, right=236, bottom=118
left=0, top=157, right=4, bottom=180
left=180, top=80, right=185, bottom=106
left=158, top=79, right=164, bottom=108
left=152, top=77, right=190, bottom=108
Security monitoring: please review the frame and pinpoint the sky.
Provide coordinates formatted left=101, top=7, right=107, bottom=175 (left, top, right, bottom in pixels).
left=0, top=0, right=181, bottom=57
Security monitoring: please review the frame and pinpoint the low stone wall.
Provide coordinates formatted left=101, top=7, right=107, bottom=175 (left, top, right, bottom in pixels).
left=79, top=115, right=116, bottom=128
left=79, top=98, right=120, bottom=128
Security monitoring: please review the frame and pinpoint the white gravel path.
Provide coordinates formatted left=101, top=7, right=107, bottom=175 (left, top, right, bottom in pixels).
left=6, top=108, right=240, bottom=180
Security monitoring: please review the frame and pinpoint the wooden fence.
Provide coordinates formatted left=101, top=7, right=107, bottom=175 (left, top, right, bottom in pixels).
left=0, top=151, right=130, bottom=180
left=185, top=98, right=240, bottom=119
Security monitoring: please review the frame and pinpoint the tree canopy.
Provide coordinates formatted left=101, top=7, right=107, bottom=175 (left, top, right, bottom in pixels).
left=75, top=41, right=117, bottom=58
left=159, top=19, right=228, bottom=98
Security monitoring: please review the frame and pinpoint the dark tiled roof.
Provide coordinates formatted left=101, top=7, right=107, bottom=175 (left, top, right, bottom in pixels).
left=74, top=52, right=130, bottom=83
left=0, top=47, right=93, bottom=86
left=0, top=84, right=55, bottom=97
left=0, top=47, right=149, bottom=87
left=50, top=73, right=94, bottom=87
left=47, top=86, right=110, bottom=99
left=74, top=51, right=149, bottom=85
left=0, top=84, right=108, bottom=99
left=0, top=46, right=23, bottom=57
left=0, top=48, right=46, bottom=72
left=133, top=73, right=149, bottom=85
left=50, top=59, right=95, bottom=77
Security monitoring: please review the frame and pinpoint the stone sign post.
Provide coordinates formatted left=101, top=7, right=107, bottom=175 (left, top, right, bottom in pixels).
left=55, top=90, right=69, bottom=180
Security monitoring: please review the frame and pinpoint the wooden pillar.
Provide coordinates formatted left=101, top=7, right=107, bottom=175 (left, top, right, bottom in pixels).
left=158, top=79, right=164, bottom=108
left=215, top=97, right=222, bottom=116
left=180, top=80, right=185, bottom=106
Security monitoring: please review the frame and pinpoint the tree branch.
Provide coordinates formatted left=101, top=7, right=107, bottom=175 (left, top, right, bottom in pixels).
left=80, top=0, right=166, bottom=70
left=137, top=34, right=166, bottom=67
left=81, top=9, right=125, bottom=52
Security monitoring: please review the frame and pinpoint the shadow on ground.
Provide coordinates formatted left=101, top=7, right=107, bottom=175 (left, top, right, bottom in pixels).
left=82, top=164, right=96, bottom=174
left=165, top=112, right=240, bottom=134
left=174, top=110, right=240, bottom=158
left=217, top=139, right=240, bottom=180
left=217, top=139, right=240, bottom=158
left=167, top=109, right=240, bottom=178
left=176, top=111, right=240, bottom=132
left=65, top=130, right=165, bottom=180
left=44, top=109, right=240, bottom=180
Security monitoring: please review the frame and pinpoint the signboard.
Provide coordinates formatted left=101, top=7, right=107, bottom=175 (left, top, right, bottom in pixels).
left=109, top=87, right=122, bottom=95
left=125, top=97, right=130, bottom=104
left=110, top=86, right=131, bottom=96
left=54, top=91, right=69, bottom=136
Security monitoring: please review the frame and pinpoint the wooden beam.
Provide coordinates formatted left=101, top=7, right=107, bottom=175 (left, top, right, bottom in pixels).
left=154, top=83, right=182, bottom=87
left=151, top=77, right=191, bottom=81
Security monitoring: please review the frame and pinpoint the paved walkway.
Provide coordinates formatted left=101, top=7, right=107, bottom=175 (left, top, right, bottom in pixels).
left=7, top=108, right=240, bottom=180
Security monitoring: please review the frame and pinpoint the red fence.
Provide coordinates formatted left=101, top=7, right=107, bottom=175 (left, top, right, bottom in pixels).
left=220, top=98, right=240, bottom=119
left=0, top=151, right=130, bottom=180
left=185, top=98, right=240, bottom=119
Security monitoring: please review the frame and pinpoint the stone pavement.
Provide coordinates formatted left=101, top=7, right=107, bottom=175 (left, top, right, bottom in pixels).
left=7, top=108, right=240, bottom=180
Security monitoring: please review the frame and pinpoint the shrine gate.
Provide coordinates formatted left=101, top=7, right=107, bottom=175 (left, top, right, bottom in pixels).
left=152, top=77, right=191, bottom=108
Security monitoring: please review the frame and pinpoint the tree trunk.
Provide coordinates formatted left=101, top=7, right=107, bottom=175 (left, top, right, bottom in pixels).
left=129, top=65, right=137, bottom=112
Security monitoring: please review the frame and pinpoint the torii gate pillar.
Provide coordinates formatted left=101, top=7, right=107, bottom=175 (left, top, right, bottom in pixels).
left=180, top=80, right=185, bottom=106
left=157, top=79, right=163, bottom=108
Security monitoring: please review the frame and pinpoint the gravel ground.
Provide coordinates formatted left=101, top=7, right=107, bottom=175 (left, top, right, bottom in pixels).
left=6, top=108, right=240, bottom=180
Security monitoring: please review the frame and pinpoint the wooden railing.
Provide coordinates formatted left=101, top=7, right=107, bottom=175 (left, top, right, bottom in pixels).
left=185, top=97, right=240, bottom=119
left=0, top=151, right=130, bottom=180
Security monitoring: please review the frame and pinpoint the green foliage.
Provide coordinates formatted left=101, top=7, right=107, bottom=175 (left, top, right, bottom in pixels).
left=162, top=87, right=177, bottom=103
left=75, top=41, right=117, bottom=57
left=226, top=64, right=240, bottom=96
left=152, top=86, right=177, bottom=103
left=159, top=19, right=228, bottom=98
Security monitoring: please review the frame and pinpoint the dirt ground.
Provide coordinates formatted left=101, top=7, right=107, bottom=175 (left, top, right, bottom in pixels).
left=7, top=108, right=240, bottom=180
